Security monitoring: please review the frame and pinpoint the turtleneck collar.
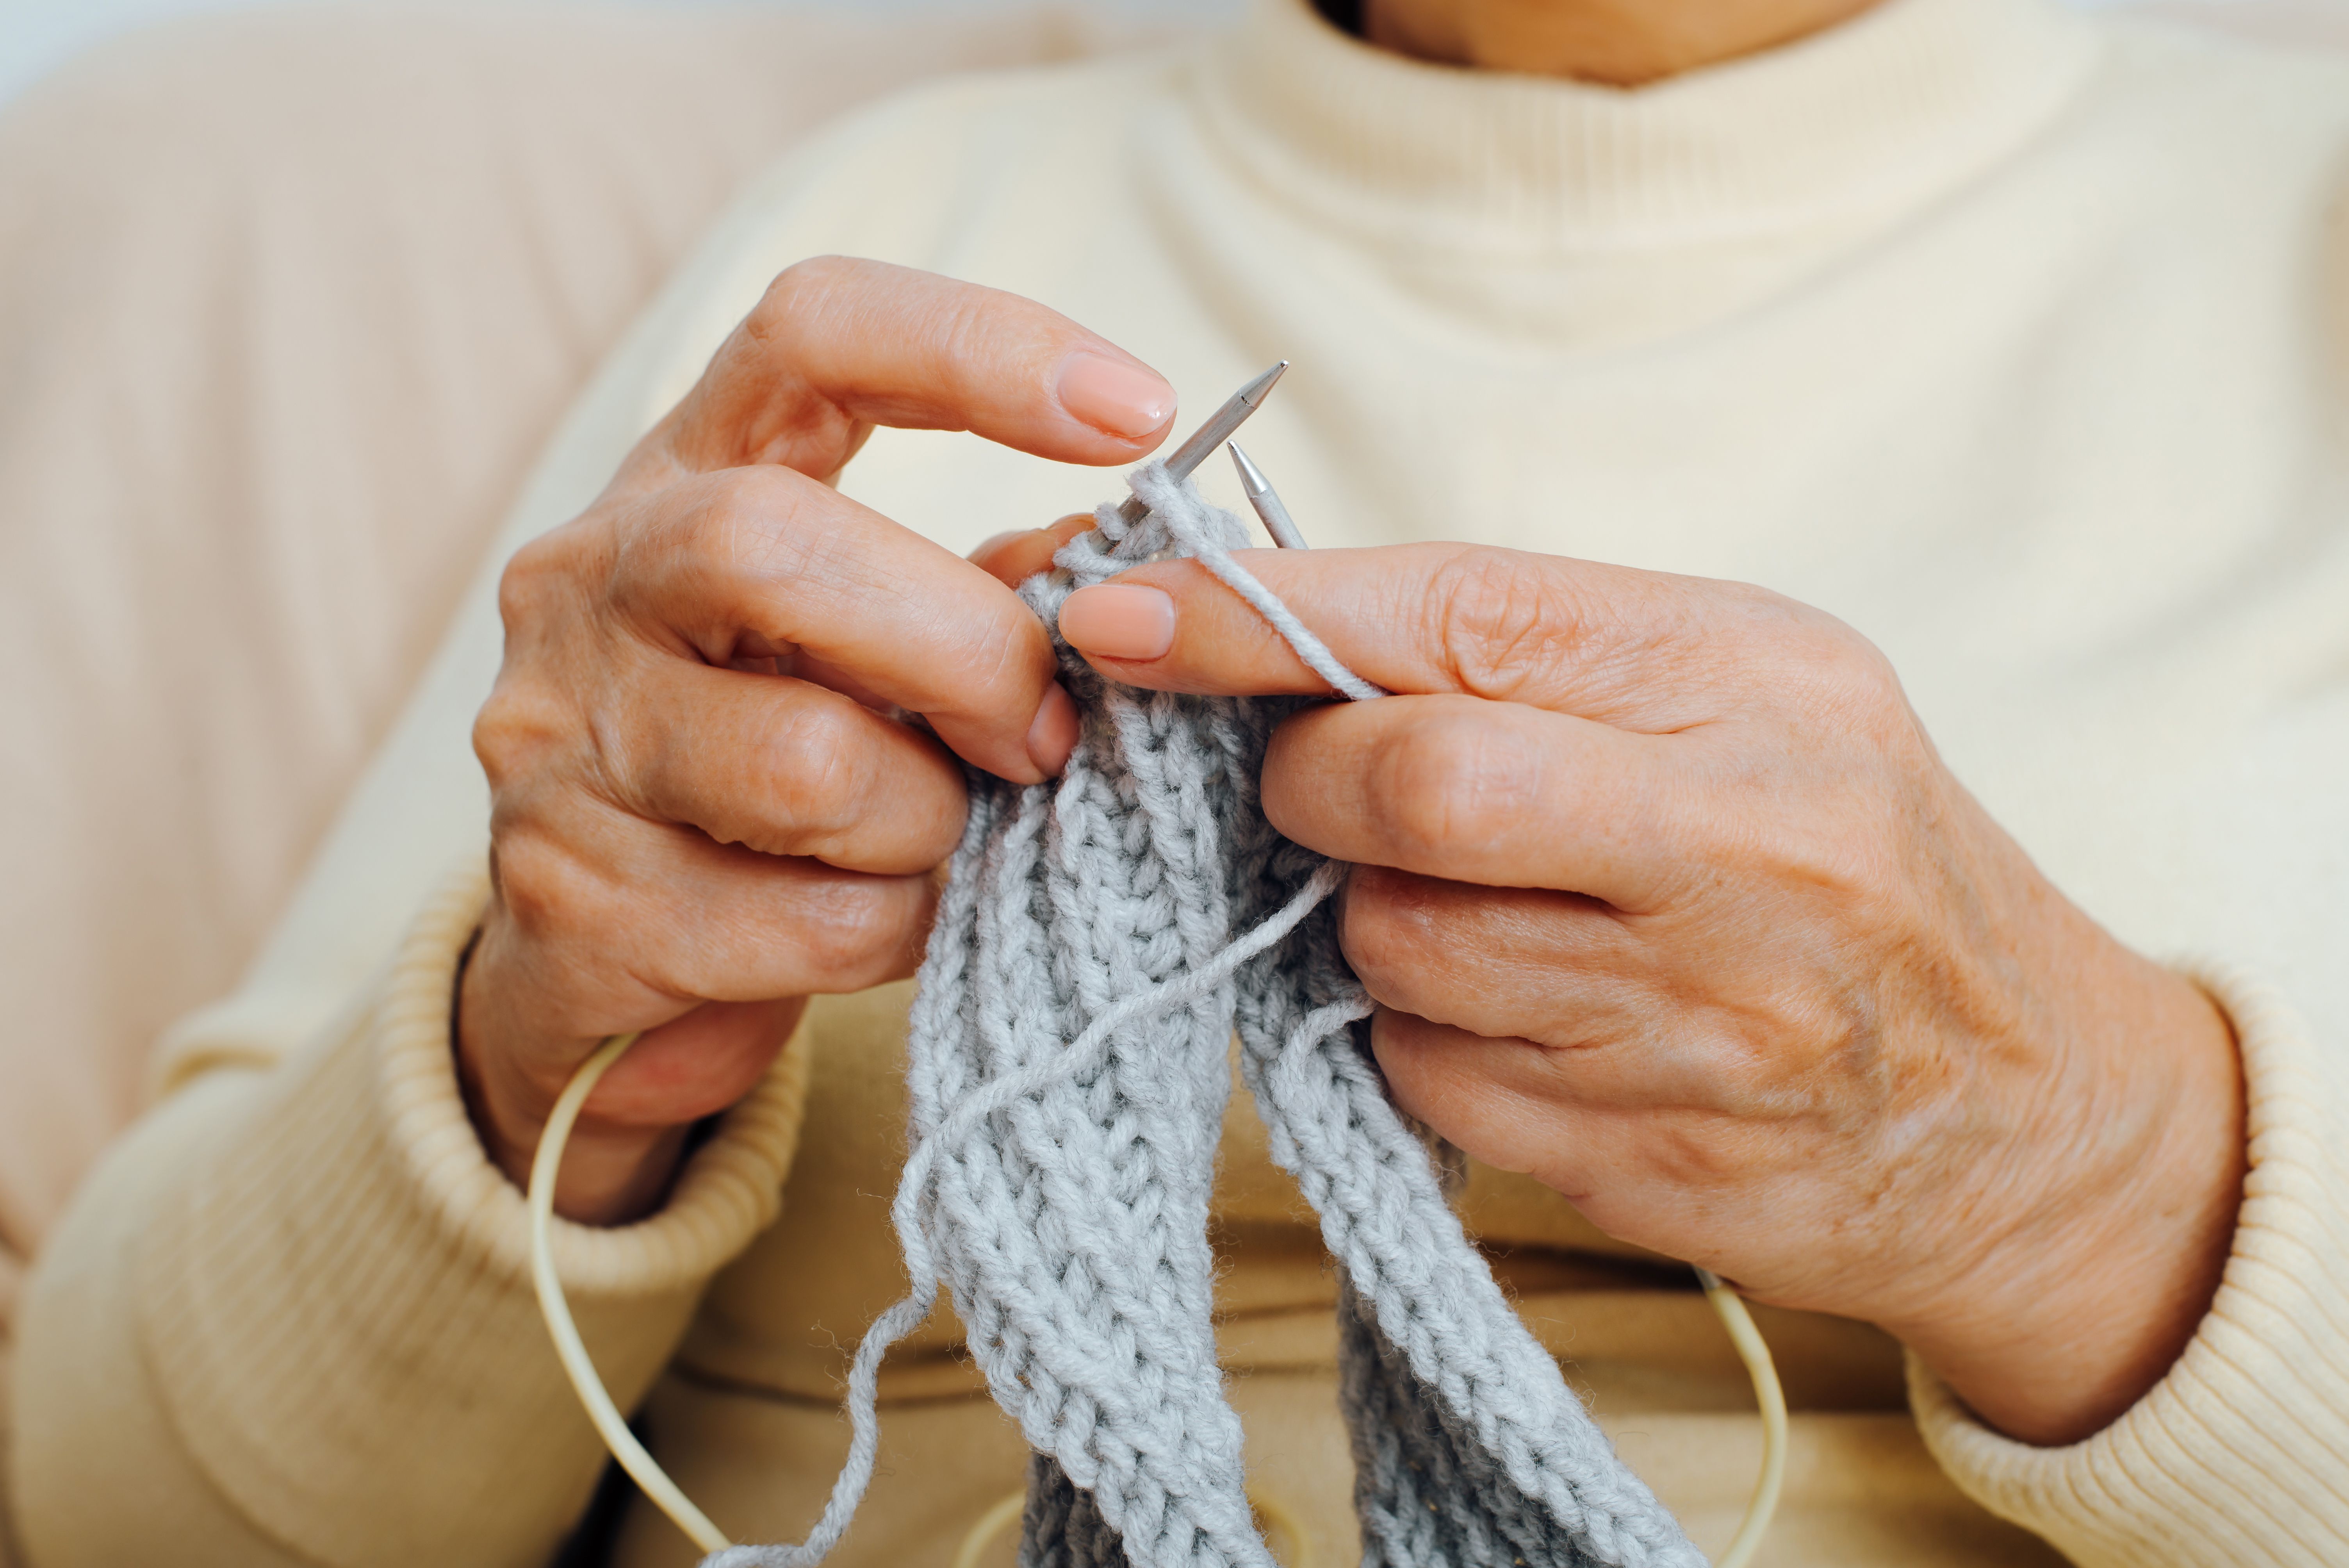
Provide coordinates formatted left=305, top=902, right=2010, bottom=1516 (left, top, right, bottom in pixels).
left=1189, top=0, right=2103, bottom=255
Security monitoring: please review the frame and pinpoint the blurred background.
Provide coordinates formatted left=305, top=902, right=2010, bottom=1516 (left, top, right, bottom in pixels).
left=5, top=0, right=2344, bottom=109
left=0, top=0, right=1246, bottom=107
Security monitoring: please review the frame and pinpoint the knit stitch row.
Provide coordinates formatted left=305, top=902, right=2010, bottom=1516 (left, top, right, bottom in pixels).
left=713, top=464, right=1700, bottom=1568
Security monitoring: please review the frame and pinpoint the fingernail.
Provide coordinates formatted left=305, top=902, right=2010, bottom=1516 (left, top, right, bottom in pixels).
left=1055, top=354, right=1175, bottom=440
left=1058, top=584, right=1175, bottom=661
left=1026, top=681, right=1079, bottom=776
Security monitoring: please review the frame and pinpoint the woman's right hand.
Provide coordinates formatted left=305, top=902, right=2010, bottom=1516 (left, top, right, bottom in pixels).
left=457, top=257, right=1176, bottom=1222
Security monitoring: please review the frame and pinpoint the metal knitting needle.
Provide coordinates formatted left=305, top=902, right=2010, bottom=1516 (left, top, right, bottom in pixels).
left=1116, top=360, right=1288, bottom=524
left=1227, top=443, right=1308, bottom=550
left=1233, top=439, right=1381, bottom=701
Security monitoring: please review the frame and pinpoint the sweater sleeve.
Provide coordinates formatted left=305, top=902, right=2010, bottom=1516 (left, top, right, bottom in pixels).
left=8, top=861, right=810, bottom=1568
left=1912, top=962, right=2349, bottom=1567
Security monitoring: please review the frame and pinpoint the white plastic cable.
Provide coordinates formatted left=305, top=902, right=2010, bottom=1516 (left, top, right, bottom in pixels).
left=527, top=1030, right=734, bottom=1556
left=531, top=1037, right=1787, bottom=1567
left=1696, top=1267, right=1789, bottom=1568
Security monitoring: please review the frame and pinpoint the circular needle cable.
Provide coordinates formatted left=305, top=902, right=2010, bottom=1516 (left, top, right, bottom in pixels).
left=528, top=1031, right=734, bottom=1556
left=1697, top=1265, right=1789, bottom=1568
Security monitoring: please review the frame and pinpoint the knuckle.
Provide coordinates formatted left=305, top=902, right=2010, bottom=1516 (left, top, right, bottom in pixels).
left=757, top=698, right=871, bottom=842
left=747, top=257, right=840, bottom=346
left=743, top=256, right=883, bottom=378
left=471, top=679, right=566, bottom=793
left=494, top=530, right=575, bottom=636
left=956, top=611, right=1038, bottom=709
left=628, top=468, right=818, bottom=628
left=1426, top=549, right=1579, bottom=697
left=1366, top=705, right=1538, bottom=861
left=486, top=827, right=610, bottom=951
left=1775, top=610, right=1911, bottom=736
left=793, top=876, right=914, bottom=978
left=699, top=467, right=818, bottom=581
left=707, top=258, right=870, bottom=471
left=1338, top=868, right=1444, bottom=999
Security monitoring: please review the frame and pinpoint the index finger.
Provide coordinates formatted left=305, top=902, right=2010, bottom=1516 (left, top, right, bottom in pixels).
left=638, top=257, right=1178, bottom=486
left=1056, top=542, right=1782, bottom=731
left=604, top=466, right=1078, bottom=784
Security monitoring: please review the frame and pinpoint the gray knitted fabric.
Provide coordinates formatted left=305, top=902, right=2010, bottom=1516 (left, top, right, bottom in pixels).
left=709, top=464, right=1701, bottom=1568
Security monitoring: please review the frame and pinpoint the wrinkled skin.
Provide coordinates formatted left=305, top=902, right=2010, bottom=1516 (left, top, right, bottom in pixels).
left=462, top=255, right=2240, bottom=1450
left=1055, top=545, right=2242, bottom=1446
left=460, top=258, right=1160, bottom=1221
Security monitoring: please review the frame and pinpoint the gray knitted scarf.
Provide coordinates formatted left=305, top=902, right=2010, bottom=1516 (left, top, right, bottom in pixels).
left=713, top=465, right=1701, bottom=1568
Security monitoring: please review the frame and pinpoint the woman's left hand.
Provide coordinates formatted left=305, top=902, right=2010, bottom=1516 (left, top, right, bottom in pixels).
left=1046, top=540, right=2242, bottom=1446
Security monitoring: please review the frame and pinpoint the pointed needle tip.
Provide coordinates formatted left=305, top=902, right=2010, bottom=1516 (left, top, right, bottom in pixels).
left=1237, top=360, right=1289, bottom=406
left=1228, top=442, right=1269, bottom=497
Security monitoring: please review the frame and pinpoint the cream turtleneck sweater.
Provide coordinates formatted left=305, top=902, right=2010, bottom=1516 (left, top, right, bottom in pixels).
left=13, top=0, right=2349, bottom=1564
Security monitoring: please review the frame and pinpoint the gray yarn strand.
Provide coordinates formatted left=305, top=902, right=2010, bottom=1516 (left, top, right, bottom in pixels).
left=709, top=463, right=1700, bottom=1568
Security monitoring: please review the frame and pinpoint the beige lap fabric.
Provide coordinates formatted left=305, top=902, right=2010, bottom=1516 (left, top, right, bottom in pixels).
left=0, top=5, right=1105, bottom=1558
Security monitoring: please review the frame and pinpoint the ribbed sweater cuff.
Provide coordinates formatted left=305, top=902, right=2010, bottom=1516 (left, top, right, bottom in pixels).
left=134, top=860, right=811, bottom=1566
left=1911, top=960, right=2349, bottom=1567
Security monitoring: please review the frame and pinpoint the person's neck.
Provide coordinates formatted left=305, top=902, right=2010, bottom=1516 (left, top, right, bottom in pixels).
left=1360, top=0, right=1885, bottom=84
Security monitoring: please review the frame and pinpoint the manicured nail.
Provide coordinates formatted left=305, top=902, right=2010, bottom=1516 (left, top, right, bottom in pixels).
left=1055, top=354, right=1175, bottom=440
left=1058, top=584, right=1175, bottom=661
left=1026, top=681, right=1079, bottom=776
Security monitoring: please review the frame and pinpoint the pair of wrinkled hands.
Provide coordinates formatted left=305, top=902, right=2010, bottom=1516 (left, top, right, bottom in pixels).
left=456, top=256, right=2240, bottom=1449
